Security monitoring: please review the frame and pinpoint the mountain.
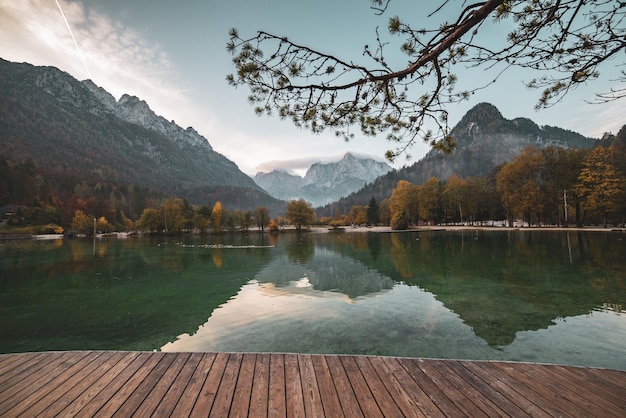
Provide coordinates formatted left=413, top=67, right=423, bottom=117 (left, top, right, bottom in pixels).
left=0, top=58, right=281, bottom=211
left=254, top=153, right=393, bottom=207
left=318, top=102, right=598, bottom=216
left=254, top=170, right=304, bottom=202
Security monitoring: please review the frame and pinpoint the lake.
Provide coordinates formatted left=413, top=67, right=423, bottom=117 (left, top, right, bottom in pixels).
left=1, top=229, right=624, bottom=370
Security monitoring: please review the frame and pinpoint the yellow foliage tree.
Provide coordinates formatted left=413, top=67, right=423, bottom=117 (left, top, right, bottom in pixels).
left=212, top=201, right=224, bottom=233
left=389, top=180, right=419, bottom=225
left=70, top=210, right=93, bottom=235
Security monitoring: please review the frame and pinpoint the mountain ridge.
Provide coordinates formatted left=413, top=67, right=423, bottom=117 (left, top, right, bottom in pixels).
left=254, top=153, right=393, bottom=207
left=318, top=102, right=599, bottom=216
left=0, top=58, right=283, bottom=211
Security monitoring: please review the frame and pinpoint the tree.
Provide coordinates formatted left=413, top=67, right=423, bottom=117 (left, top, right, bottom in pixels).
left=192, top=212, right=210, bottom=233
left=161, top=197, right=185, bottom=233
left=227, top=0, right=625, bottom=160
left=232, top=210, right=253, bottom=231
left=70, top=210, right=93, bottom=235
left=212, top=201, right=224, bottom=233
left=496, top=147, right=546, bottom=226
left=389, top=180, right=419, bottom=225
left=366, top=196, right=380, bottom=225
left=95, top=216, right=111, bottom=234
left=254, top=206, right=270, bottom=231
left=541, top=147, right=588, bottom=226
left=349, top=205, right=368, bottom=225
left=285, top=199, right=315, bottom=230
left=442, top=175, right=466, bottom=224
left=390, top=210, right=409, bottom=230
left=418, top=177, right=443, bottom=225
left=575, top=146, right=626, bottom=227
left=137, top=208, right=161, bottom=232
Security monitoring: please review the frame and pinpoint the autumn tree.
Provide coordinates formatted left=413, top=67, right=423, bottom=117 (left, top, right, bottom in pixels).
left=418, top=177, right=443, bottom=225
left=390, top=210, right=409, bottom=230
left=192, top=211, right=210, bottom=233
left=575, top=146, right=626, bottom=227
left=389, top=180, right=420, bottom=225
left=349, top=205, right=368, bottom=225
left=70, top=210, right=93, bottom=235
left=161, top=197, right=186, bottom=233
left=496, top=147, right=546, bottom=226
left=285, top=198, right=316, bottom=230
left=379, top=198, right=391, bottom=225
left=212, top=201, right=224, bottom=233
left=95, top=216, right=112, bottom=233
left=254, top=206, right=270, bottom=231
left=227, top=0, right=625, bottom=160
left=137, top=208, right=161, bottom=232
left=232, top=210, right=254, bottom=231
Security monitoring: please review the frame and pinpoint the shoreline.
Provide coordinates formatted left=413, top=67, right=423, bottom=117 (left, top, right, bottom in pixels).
left=311, top=225, right=625, bottom=234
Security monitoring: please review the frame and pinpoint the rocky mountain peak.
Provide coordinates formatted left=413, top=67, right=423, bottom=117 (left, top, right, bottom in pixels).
left=255, top=153, right=392, bottom=207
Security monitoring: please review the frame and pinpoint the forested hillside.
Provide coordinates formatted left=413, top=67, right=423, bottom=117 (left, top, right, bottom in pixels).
left=319, top=103, right=598, bottom=217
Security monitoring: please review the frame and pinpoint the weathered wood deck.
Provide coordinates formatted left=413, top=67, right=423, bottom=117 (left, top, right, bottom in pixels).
left=0, top=351, right=624, bottom=417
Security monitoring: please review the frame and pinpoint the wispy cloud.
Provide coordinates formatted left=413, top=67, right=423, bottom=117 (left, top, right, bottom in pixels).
left=0, top=0, right=196, bottom=130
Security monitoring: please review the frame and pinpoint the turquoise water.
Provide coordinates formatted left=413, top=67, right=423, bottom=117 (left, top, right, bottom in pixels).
left=1, top=230, right=624, bottom=370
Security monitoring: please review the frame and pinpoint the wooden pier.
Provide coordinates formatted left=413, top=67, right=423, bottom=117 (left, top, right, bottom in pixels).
left=0, top=351, right=624, bottom=417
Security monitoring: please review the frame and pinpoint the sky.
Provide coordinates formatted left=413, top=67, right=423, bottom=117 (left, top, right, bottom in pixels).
left=1, top=0, right=624, bottom=176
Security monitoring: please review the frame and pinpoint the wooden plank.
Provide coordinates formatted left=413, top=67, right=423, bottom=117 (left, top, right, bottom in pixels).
left=170, top=353, right=217, bottom=417
left=229, top=353, right=257, bottom=418
left=556, top=365, right=626, bottom=408
left=0, top=351, right=87, bottom=416
left=517, top=362, right=623, bottom=417
left=352, top=355, right=403, bottom=418
left=422, top=358, right=509, bottom=417
left=311, top=354, right=344, bottom=417
left=284, top=353, right=306, bottom=418
left=152, top=352, right=204, bottom=417
left=2, top=351, right=102, bottom=417
left=325, top=355, right=364, bottom=417
left=249, top=351, right=270, bottom=418
left=190, top=351, right=229, bottom=417
left=0, top=351, right=65, bottom=396
left=210, top=353, right=244, bottom=417
left=400, top=358, right=483, bottom=418
left=441, top=360, right=531, bottom=417
left=482, top=362, right=584, bottom=416
left=130, top=352, right=191, bottom=417
left=369, top=356, right=443, bottom=418
left=465, top=361, right=569, bottom=417
left=562, top=366, right=626, bottom=403
left=57, top=351, right=145, bottom=417
left=89, top=352, right=163, bottom=417
left=104, top=352, right=177, bottom=417
left=0, top=352, right=44, bottom=378
left=268, top=353, right=286, bottom=418
left=11, top=351, right=118, bottom=417
left=338, top=356, right=384, bottom=418
left=50, top=351, right=135, bottom=417
left=0, top=352, right=624, bottom=417
left=298, top=354, right=325, bottom=417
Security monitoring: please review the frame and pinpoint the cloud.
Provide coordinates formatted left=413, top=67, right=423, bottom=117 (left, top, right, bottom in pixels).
left=0, top=0, right=198, bottom=133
